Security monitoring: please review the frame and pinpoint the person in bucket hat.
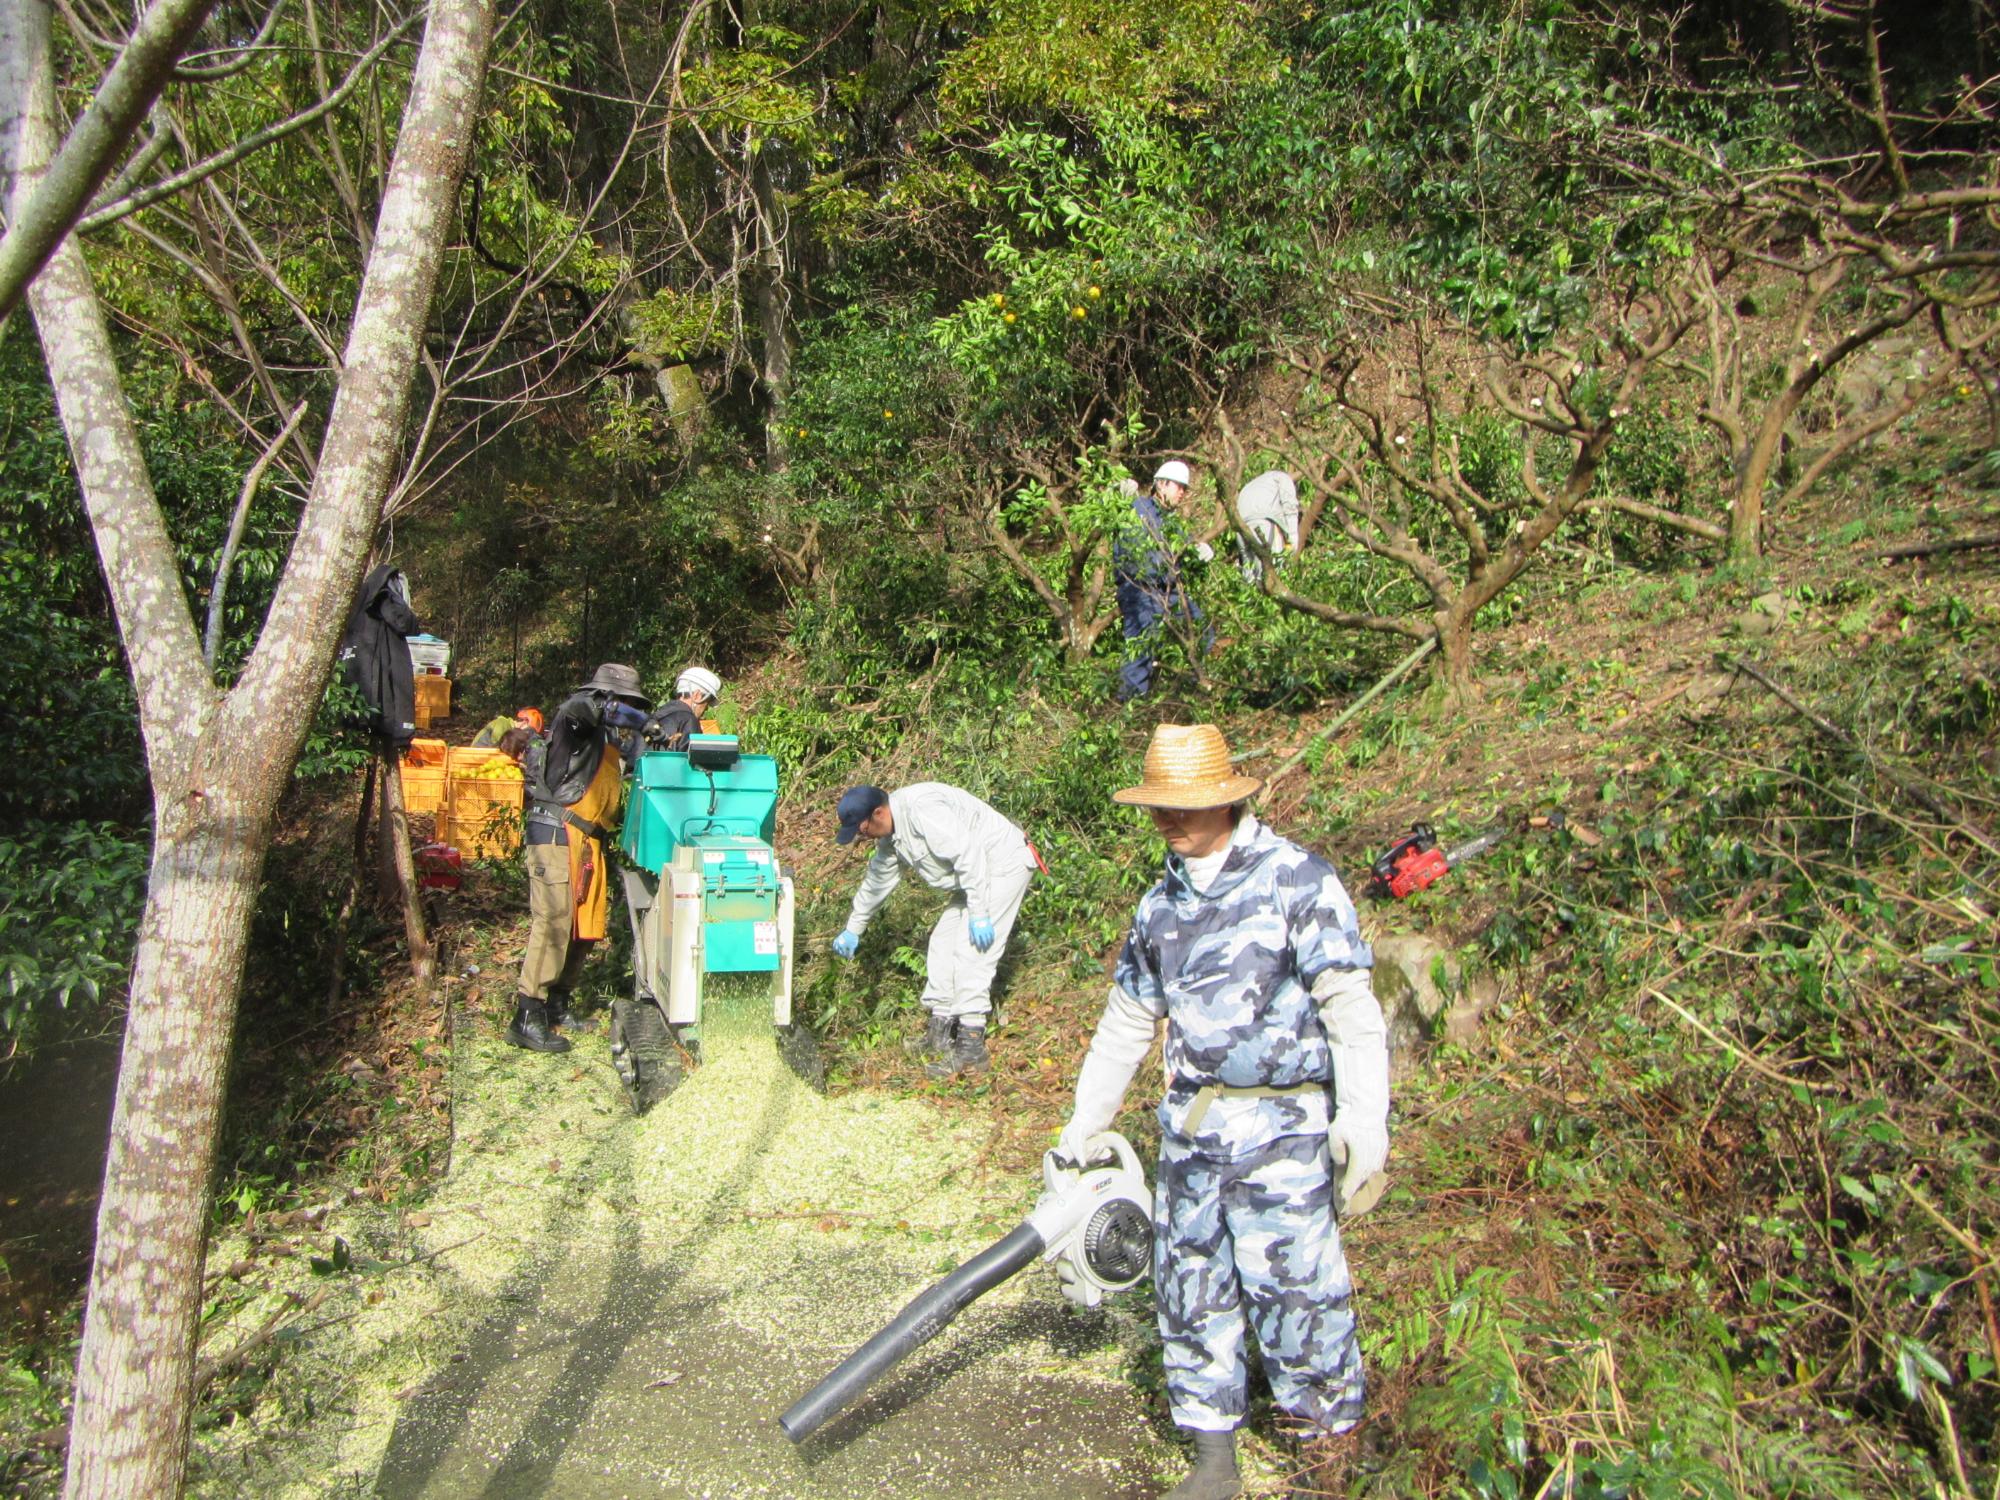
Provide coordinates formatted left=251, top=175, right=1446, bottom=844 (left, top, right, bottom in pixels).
left=1051, top=723, right=1390, bottom=1499
left=509, top=663, right=652, bottom=1053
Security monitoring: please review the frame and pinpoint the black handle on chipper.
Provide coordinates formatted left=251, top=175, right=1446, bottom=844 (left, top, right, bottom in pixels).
left=779, top=1222, right=1045, bottom=1443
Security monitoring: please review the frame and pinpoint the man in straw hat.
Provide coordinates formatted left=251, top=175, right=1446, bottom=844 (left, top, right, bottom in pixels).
left=1050, top=723, right=1389, bottom=1499
left=511, top=663, right=651, bottom=1053
left=830, top=782, right=1041, bottom=1079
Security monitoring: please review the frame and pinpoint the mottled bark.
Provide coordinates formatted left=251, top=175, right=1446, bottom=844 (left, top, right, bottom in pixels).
left=1, top=0, right=498, bottom=1491
left=0, top=0, right=220, bottom=321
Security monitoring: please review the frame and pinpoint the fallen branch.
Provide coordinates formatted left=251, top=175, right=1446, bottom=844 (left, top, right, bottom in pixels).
left=1261, top=636, right=1439, bottom=796
left=1719, top=653, right=2000, bottom=859
left=193, top=1287, right=330, bottom=1395
left=1645, top=988, right=1839, bottom=1094
left=1878, top=532, right=2000, bottom=562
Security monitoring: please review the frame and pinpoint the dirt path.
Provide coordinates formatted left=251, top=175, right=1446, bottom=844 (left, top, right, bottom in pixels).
left=189, top=983, right=1168, bottom=1499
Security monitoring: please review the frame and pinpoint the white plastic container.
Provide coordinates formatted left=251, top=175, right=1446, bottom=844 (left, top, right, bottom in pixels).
left=406, top=633, right=451, bottom=675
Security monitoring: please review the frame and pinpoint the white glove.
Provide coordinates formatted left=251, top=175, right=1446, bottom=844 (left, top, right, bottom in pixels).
left=1194, top=540, right=1215, bottom=563
left=1315, top=967, right=1390, bottom=1209
left=1055, top=985, right=1157, bottom=1162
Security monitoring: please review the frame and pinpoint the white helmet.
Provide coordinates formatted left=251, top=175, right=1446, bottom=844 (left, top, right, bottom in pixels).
left=1153, top=460, right=1192, bottom=488
left=675, top=666, right=722, bottom=702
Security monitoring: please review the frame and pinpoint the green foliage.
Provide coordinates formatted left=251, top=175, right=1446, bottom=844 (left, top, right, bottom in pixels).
left=0, top=824, right=149, bottom=1040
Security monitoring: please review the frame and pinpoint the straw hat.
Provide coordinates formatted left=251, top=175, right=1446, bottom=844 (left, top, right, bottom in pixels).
left=1112, top=724, right=1263, bottom=809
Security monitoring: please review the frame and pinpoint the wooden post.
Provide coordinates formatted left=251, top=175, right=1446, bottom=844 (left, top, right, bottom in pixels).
left=325, top=753, right=378, bottom=1011
left=378, top=744, right=433, bottom=978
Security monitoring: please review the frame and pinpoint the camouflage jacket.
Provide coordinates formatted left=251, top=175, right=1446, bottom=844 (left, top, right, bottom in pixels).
left=1114, top=815, right=1372, bottom=1157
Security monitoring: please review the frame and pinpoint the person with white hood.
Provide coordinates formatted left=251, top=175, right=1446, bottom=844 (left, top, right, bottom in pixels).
left=1050, top=723, right=1389, bottom=1500
left=830, top=782, right=1039, bottom=1078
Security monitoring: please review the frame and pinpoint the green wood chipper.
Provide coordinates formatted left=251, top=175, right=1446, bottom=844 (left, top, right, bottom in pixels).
left=613, top=735, right=816, bottom=1112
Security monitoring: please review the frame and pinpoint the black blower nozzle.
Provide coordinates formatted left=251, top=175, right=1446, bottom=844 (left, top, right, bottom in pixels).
left=779, top=1222, right=1044, bottom=1443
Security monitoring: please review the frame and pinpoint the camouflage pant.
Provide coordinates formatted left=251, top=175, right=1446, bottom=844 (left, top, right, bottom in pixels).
left=1154, top=1132, right=1365, bottom=1434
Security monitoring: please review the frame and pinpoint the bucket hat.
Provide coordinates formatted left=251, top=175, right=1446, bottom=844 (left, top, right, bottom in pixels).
left=1112, top=723, right=1262, bottom=809
left=580, top=662, right=651, bottom=709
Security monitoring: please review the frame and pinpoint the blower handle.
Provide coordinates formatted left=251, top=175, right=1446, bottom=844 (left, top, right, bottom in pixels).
left=1040, top=1130, right=1143, bottom=1197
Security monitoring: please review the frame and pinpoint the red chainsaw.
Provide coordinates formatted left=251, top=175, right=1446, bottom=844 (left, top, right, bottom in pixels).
left=1366, top=813, right=1566, bottom=900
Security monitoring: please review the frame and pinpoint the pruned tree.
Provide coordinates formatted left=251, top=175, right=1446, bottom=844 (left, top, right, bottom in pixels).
left=1220, top=297, right=1697, bottom=700
left=1608, top=0, right=2000, bottom=556
left=0, top=1, right=496, bottom=1497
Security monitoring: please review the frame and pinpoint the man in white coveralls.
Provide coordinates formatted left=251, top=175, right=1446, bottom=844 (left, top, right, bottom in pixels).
left=830, top=782, right=1038, bottom=1078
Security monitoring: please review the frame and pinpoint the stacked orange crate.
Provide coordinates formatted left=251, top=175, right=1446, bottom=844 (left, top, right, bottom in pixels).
left=443, top=746, right=524, bottom=858
left=413, top=675, right=452, bottom=728
left=399, top=738, right=449, bottom=815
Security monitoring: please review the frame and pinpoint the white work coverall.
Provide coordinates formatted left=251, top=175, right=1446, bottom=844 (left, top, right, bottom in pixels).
left=841, top=782, right=1036, bottom=1023
left=1235, top=469, right=1299, bottom=581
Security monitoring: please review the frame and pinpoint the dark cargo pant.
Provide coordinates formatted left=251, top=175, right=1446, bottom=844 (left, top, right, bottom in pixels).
left=1153, top=1132, right=1365, bottom=1433
left=518, top=841, right=591, bottom=1000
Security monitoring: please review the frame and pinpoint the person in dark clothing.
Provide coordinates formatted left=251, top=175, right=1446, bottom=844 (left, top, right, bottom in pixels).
left=1113, top=463, right=1214, bottom=702
left=512, top=663, right=651, bottom=1053
left=338, top=565, right=421, bottom=745
left=641, top=666, right=721, bottom=751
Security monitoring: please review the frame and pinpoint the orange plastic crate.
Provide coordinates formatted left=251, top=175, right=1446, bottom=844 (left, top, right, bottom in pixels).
left=413, top=676, right=452, bottom=728
left=398, top=753, right=448, bottom=815
left=445, top=757, right=524, bottom=859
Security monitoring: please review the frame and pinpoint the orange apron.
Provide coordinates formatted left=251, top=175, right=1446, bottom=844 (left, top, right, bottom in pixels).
left=566, top=748, right=624, bottom=942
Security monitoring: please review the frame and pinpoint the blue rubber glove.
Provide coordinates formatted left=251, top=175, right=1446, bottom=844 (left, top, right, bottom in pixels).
left=831, top=930, right=860, bottom=959
left=967, top=917, right=996, bottom=952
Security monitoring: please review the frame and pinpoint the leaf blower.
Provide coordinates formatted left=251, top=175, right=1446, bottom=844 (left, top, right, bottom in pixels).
left=778, top=1131, right=1151, bottom=1444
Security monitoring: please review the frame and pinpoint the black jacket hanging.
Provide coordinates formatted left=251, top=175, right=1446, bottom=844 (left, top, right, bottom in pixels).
left=338, top=564, right=421, bottom=747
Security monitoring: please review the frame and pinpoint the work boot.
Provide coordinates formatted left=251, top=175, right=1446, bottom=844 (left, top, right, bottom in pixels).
left=1162, top=1429, right=1242, bottom=1500
left=904, top=1011, right=954, bottom=1060
left=506, top=996, right=572, bottom=1054
left=545, top=988, right=597, bottom=1033
left=926, top=1020, right=989, bottom=1080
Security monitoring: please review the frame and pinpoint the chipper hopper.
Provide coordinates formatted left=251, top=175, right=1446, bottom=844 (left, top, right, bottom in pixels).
left=614, top=734, right=812, bottom=1112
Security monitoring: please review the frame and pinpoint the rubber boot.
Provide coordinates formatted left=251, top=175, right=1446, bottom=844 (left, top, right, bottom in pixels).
left=506, top=996, right=572, bottom=1054
left=926, top=1020, right=989, bottom=1080
left=1162, top=1429, right=1242, bottom=1500
left=545, top=988, right=597, bottom=1033
left=904, top=1011, right=953, bottom=1060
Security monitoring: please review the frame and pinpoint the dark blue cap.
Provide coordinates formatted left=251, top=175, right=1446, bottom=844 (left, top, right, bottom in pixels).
left=835, top=786, right=888, bottom=845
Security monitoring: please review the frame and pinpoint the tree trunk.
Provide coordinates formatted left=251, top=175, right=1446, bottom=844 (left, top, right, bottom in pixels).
left=750, top=152, right=792, bottom=470
left=1434, top=609, right=1475, bottom=703
left=1729, top=293, right=1928, bottom=558
left=379, top=746, right=432, bottom=977
left=63, top=800, right=270, bottom=1498
left=6, top=0, right=502, bottom=1488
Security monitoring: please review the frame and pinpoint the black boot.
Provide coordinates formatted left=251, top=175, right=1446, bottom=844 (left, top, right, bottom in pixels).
left=904, top=1011, right=953, bottom=1060
left=1162, top=1429, right=1242, bottom=1500
left=926, top=1020, right=989, bottom=1080
left=507, top=995, right=572, bottom=1054
left=545, top=988, right=597, bottom=1032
